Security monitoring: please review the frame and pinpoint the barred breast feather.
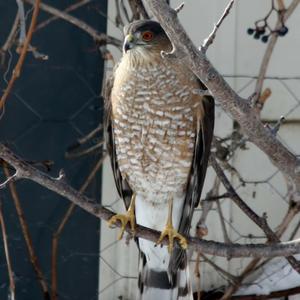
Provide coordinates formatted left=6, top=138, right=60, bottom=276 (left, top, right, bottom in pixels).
left=111, top=54, right=204, bottom=203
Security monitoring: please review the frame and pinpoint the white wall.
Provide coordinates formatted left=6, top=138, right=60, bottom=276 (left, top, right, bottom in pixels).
left=99, top=1, right=300, bottom=298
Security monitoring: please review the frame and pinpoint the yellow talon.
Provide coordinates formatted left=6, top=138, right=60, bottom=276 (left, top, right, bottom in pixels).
left=155, top=195, right=188, bottom=253
left=156, top=223, right=188, bottom=253
left=107, top=194, right=136, bottom=240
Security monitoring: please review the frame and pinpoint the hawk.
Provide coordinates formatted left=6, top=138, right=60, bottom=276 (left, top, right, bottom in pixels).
left=105, top=20, right=214, bottom=300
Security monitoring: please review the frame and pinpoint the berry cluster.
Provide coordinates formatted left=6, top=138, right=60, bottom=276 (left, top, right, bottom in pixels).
left=247, top=0, right=288, bottom=43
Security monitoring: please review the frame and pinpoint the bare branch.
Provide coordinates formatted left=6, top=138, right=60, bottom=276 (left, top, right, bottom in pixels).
left=35, top=0, right=92, bottom=32
left=277, top=0, right=286, bottom=10
left=210, top=154, right=300, bottom=273
left=0, top=171, right=19, bottom=189
left=23, top=0, right=122, bottom=49
left=3, top=166, right=50, bottom=299
left=201, top=0, right=235, bottom=52
left=65, top=125, right=103, bottom=158
left=127, top=0, right=151, bottom=20
left=16, top=0, right=26, bottom=44
left=2, top=144, right=300, bottom=258
left=0, top=0, right=41, bottom=115
left=0, top=203, right=15, bottom=300
left=222, top=200, right=300, bottom=299
left=231, top=285, right=300, bottom=299
left=196, top=177, right=220, bottom=237
left=1, top=13, right=19, bottom=54
left=270, top=116, right=285, bottom=136
left=51, top=155, right=105, bottom=300
left=146, top=0, right=300, bottom=199
left=134, top=0, right=151, bottom=19
left=120, top=0, right=131, bottom=23
left=216, top=199, right=231, bottom=244
left=65, top=141, right=104, bottom=159
left=254, top=0, right=300, bottom=102
left=175, top=3, right=185, bottom=14
left=201, top=254, right=238, bottom=283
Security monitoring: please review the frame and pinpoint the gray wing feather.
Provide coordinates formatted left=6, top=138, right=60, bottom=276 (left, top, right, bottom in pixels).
left=103, top=73, right=133, bottom=209
left=169, top=87, right=215, bottom=274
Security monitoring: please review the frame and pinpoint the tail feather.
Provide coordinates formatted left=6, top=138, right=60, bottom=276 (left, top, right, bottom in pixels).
left=137, top=253, right=193, bottom=300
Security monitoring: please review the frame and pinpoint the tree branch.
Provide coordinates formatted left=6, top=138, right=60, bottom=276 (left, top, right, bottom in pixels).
left=254, top=0, right=300, bottom=103
left=16, top=0, right=26, bottom=44
left=221, top=200, right=300, bottom=299
left=146, top=0, right=300, bottom=198
left=1, top=144, right=300, bottom=258
left=1, top=13, right=19, bottom=54
left=51, top=154, right=105, bottom=300
left=211, top=154, right=300, bottom=273
left=35, top=0, right=92, bottom=32
left=0, top=0, right=41, bottom=115
left=23, top=0, right=122, bottom=49
left=3, top=166, right=49, bottom=299
left=0, top=203, right=15, bottom=300
left=231, top=285, right=300, bottom=299
left=201, top=0, right=234, bottom=52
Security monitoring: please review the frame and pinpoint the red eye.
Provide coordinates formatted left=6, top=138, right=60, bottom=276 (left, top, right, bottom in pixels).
left=142, top=31, right=154, bottom=41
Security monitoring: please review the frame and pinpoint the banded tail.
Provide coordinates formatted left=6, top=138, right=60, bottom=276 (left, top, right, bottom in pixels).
left=137, top=253, right=193, bottom=300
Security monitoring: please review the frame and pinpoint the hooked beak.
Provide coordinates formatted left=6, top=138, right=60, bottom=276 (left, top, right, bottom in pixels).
left=123, top=34, right=135, bottom=53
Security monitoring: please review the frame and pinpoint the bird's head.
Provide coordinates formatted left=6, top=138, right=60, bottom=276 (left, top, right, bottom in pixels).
left=122, top=20, right=172, bottom=60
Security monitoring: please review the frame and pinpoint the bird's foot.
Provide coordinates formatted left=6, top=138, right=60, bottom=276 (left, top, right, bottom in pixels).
left=107, top=194, right=136, bottom=240
left=156, top=223, right=188, bottom=253
left=107, top=210, right=135, bottom=240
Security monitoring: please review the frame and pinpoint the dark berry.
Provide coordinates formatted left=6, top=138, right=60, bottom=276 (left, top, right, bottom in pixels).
left=261, top=35, right=269, bottom=43
left=256, top=27, right=266, bottom=35
left=247, top=28, right=254, bottom=35
left=278, top=26, right=288, bottom=36
left=254, top=32, right=260, bottom=39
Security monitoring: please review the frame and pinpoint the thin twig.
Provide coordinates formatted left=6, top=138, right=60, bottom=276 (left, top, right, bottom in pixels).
left=120, top=0, right=131, bottom=23
left=16, top=0, right=26, bottom=43
left=65, top=125, right=103, bottom=159
left=221, top=193, right=300, bottom=299
left=254, top=0, right=300, bottom=103
left=210, top=154, right=300, bottom=274
left=194, top=177, right=220, bottom=300
left=128, top=0, right=141, bottom=21
left=134, top=0, right=150, bottom=19
left=114, top=0, right=125, bottom=28
left=1, top=13, right=19, bottom=53
left=175, top=3, right=185, bottom=14
left=35, top=0, right=92, bottom=32
left=0, top=171, right=19, bottom=188
left=0, top=0, right=41, bottom=114
left=4, top=166, right=50, bottom=299
left=0, top=202, right=15, bottom=300
left=201, top=254, right=238, bottom=283
left=201, top=0, right=234, bottom=52
left=231, top=285, right=300, bottom=299
left=51, top=154, right=106, bottom=300
left=194, top=251, right=201, bottom=300
left=216, top=199, right=231, bottom=244
left=71, top=125, right=103, bottom=148
left=196, top=176, right=220, bottom=236
left=65, top=140, right=104, bottom=159
left=277, top=0, right=286, bottom=11
left=23, top=0, right=122, bottom=48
